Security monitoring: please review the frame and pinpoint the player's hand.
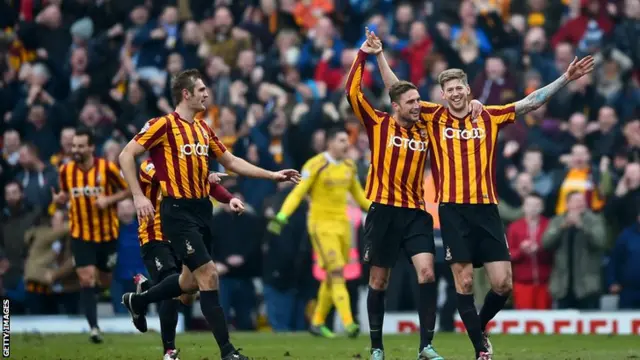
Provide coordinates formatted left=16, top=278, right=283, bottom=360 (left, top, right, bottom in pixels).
left=95, top=196, right=109, bottom=210
left=564, top=55, right=595, bottom=82
left=469, top=99, right=484, bottom=120
left=360, top=27, right=382, bottom=55
left=271, top=169, right=301, bottom=184
left=133, top=194, right=154, bottom=223
left=208, top=172, right=228, bottom=184
left=51, top=187, right=68, bottom=205
left=229, top=198, right=245, bottom=215
left=226, top=255, right=244, bottom=267
left=267, top=214, right=287, bottom=235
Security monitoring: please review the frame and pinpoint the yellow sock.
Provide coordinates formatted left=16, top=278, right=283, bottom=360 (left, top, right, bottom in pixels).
left=330, top=279, right=354, bottom=326
left=312, top=280, right=333, bottom=326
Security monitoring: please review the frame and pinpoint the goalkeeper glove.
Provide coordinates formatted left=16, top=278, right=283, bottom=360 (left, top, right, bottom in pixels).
left=267, top=212, right=288, bottom=235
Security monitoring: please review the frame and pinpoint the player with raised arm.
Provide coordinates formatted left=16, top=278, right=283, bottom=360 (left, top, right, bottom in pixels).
left=118, top=69, right=300, bottom=360
left=134, top=158, right=245, bottom=360
left=267, top=127, right=370, bottom=339
left=52, top=128, right=131, bottom=344
left=370, top=29, right=594, bottom=360
left=346, top=30, right=484, bottom=360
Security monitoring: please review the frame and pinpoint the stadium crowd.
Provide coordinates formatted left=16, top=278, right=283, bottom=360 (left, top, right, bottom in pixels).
left=0, top=0, right=639, bottom=332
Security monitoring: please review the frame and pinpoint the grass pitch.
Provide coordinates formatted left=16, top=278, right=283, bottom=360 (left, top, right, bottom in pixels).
left=11, top=332, right=640, bottom=359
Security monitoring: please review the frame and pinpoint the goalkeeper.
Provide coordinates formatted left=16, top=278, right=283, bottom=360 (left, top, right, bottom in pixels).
left=268, top=127, right=371, bottom=338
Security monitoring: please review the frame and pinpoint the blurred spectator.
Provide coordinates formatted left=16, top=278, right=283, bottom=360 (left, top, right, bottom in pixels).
left=521, top=147, right=553, bottom=197
left=549, top=144, right=611, bottom=216
left=213, top=190, right=261, bottom=331
left=471, top=55, right=517, bottom=105
left=49, top=127, right=75, bottom=167
left=543, top=191, right=607, bottom=309
left=261, top=183, right=314, bottom=332
left=606, top=162, right=640, bottom=230
left=498, top=171, right=534, bottom=224
left=23, top=210, right=78, bottom=314
left=551, top=0, right=613, bottom=49
left=586, top=106, right=623, bottom=161
left=111, top=199, right=146, bottom=314
left=507, top=193, right=553, bottom=309
left=607, top=207, right=640, bottom=309
left=16, top=143, right=57, bottom=208
left=0, top=181, right=42, bottom=313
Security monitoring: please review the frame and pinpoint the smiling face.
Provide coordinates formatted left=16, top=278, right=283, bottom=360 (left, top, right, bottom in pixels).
left=389, top=81, right=421, bottom=123
left=439, top=69, right=471, bottom=113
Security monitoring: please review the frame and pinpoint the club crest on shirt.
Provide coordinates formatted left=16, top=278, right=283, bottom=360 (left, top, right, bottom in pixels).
left=145, top=162, right=155, bottom=172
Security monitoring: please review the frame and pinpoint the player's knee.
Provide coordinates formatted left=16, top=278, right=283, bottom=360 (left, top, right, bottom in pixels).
left=493, top=275, right=513, bottom=296
left=457, top=272, right=474, bottom=293
left=369, top=270, right=389, bottom=290
left=179, top=271, right=198, bottom=293
left=416, top=266, right=435, bottom=284
left=179, top=293, right=195, bottom=305
left=193, top=261, right=218, bottom=291
left=76, top=268, right=96, bottom=287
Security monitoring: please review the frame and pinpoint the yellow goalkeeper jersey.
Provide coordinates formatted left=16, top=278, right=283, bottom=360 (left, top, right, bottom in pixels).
left=278, top=152, right=371, bottom=223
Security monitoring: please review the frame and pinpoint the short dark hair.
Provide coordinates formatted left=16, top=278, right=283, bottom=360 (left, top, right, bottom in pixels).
left=326, top=126, right=348, bottom=141
left=171, top=69, right=203, bottom=105
left=74, top=127, right=96, bottom=145
left=389, top=81, right=418, bottom=103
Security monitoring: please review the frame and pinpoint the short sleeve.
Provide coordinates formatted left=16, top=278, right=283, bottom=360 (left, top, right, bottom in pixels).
left=107, top=161, right=128, bottom=189
left=139, top=161, right=156, bottom=185
left=59, top=165, right=69, bottom=192
left=485, top=103, right=516, bottom=125
left=206, top=126, right=227, bottom=158
left=134, top=116, right=168, bottom=150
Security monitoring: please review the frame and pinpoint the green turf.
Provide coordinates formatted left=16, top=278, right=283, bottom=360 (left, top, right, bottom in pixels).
left=10, top=332, right=640, bottom=360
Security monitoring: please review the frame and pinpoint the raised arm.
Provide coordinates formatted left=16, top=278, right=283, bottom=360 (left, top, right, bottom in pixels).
left=514, top=55, right=594, bottom=116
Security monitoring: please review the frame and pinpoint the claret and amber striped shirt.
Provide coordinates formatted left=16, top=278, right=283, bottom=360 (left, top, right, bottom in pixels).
left=134, top=112, right=227, bottom=200
left=137, top=159, right=236, bottom=245
left=59, top=158, right=128, bottom=242
left=346, top=50, right=440, bottom=210
left=427, top=104, right=516, bottom=204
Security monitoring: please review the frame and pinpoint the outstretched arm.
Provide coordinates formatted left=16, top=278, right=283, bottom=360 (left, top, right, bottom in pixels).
left=514, top=74, right=569, bottom=116
left=514, top=55, right=595, bottom=116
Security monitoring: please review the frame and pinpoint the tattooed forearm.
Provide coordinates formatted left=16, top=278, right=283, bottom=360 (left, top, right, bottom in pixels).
left=515, top=74, right=570, bottom=116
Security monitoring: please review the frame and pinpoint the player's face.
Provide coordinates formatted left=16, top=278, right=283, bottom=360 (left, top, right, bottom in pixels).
left=184, top=78, right=208, bottom=112
left=441, top=79, right=471, bottom=112
left=328, top=132, right=350, bottom=159
left=71, top=135, right=94, bottom=162
left=393, top=89, right=421, bottom=123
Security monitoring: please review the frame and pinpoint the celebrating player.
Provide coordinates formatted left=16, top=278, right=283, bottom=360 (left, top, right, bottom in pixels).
left=134, top=158, right=244, bottom=360
left=347, top=30, right=484, bottom=360
left=371, top=30, right=594, bottom=360
left=267, top=127, right=370, bottom=339
left=52, top=128, right=131, bottom=343
left=118, top=69, right=300, bottom=360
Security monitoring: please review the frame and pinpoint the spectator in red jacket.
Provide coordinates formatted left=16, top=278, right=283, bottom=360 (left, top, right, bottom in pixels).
left=507, top=192, right=554, bottom=309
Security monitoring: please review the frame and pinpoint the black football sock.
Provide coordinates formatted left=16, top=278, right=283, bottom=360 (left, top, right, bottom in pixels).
left=132, top=273, right=182, bottom=312
left=456, top=293, right=487, bottom=356
left=200, top=290, right=235, bottom=357
left=367, top=287, right=386, bottom=350
left=159, top=299, right=180, bottom=353
left=81, top=287, right=98, bottom=329
left=479, top=290, right=510, bottom=332
left=418, top=282, right=437, bottom=350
